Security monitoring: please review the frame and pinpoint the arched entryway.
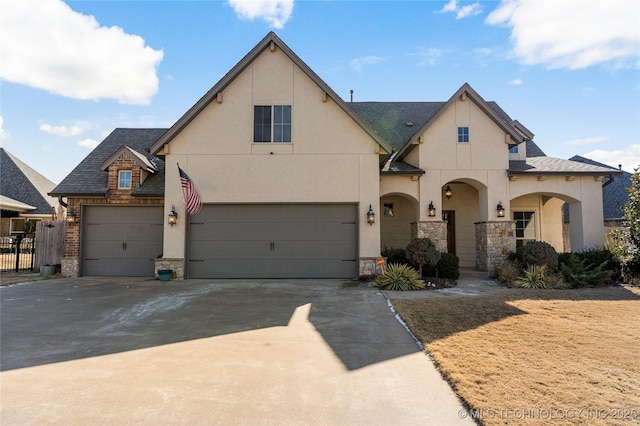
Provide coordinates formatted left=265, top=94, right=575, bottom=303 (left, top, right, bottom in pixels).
left=379, top=193, right=419, bottom=251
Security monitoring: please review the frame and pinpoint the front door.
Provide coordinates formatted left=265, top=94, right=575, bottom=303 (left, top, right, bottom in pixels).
left=442, top=210, right=455, bottom=255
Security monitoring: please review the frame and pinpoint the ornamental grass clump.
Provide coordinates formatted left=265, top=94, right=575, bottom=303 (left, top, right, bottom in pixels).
left=513, top=264, right=547, bottom=289
left=375, top=263, right=425, bottom=291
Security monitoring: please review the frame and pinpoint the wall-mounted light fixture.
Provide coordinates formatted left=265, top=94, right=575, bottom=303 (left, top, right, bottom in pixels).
left=428, top=201, right=436, bottom=217
left=367, top=204, right=375, bottom=225
left=168, top=205, right=178, bottom=226
left=65, top=207, right=76, bottom=224
left=497, top=201, right=505, bottom=218
left=445, top=185, right=452, bottom=199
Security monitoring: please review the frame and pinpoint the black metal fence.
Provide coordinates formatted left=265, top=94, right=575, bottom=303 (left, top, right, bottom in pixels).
left=0, top=235, right=35, bottom=272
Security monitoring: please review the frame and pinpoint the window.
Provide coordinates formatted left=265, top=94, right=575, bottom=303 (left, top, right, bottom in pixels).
left=457, top=127, right=469, bottom=143
left=509, top=145, right=519, bottom=154
left=514, top=211, right=536, bottom=248
left=254, top=105, right=291, bottom=143
left=383, top=203, right=394, bottom=217
left=10, top=218, right=25, bottom=234
left=118, top=170, right=132, bottom=189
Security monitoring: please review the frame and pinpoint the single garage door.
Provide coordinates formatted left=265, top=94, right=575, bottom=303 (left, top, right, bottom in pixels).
left=82, top=206, right=163, bottom=276
left=188, top=204, right=358, bottom=278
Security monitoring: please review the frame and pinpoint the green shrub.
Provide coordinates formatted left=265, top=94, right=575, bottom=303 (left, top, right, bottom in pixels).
left=621, top=254, right=640, bottom=284
left=381, top=247, right=408, bottom=265
left=559, top=253, right=611, bottom=288
left=514, top=264, right=547, bottom=289
left=579, top=247, right=621, bottom=282
left=374, top=263, right=425, bottom=291
left=435, top=253, right=460, bottom=279
left=521, top=241, right=559, bottom=270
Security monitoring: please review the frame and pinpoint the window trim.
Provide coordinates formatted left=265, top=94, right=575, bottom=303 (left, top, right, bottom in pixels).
left=457, top=127, right=469, bottom=143
left=254, top=105, right=292, bottom=143
left=513, top=210, right=537, bottom=248
left=118, top=170, right=132, bottom=190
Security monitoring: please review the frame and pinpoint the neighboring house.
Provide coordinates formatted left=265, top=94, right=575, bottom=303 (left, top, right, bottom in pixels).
left=51, top=32, right=620, bottom=279
left=0, top=148, right=60, bottom=236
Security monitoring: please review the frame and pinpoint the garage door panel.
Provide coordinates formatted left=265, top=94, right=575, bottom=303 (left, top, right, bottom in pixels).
left=82, top=206, right=163, bottom=277
left=188, top=204, right=358, bottom=278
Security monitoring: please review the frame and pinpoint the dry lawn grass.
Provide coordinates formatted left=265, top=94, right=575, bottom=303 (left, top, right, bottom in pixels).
left=391, top=287, right=640, bottom=425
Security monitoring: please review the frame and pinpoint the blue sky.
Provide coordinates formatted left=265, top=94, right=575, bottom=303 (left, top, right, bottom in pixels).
left=1, top=0, right=639, bottom=184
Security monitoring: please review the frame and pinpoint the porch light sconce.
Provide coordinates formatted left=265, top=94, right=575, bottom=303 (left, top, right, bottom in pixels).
left=65, top=208, right=76, bottom=224
left=428, top=201, right=436, bottom=217
left=497, top=201, right=505, bottom=218
left=168, top=205, right=178, bottom=226
left=366, top=204, right=375, bottom=225
left=445, top=185, right=452, bottom=199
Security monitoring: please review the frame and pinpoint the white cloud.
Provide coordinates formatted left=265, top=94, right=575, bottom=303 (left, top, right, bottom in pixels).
left=438, top=0, right=482, bottom=19
left=227, top=0, right=294, bottom=29
left=0, top=116, right=7, bottom=142
left=486, top=0, right=640, bottom=69
left=350, top=56, right=385, bottom=71
left=582, top=144, right=640, bottom=171
left=508, top=79, right=523, bottom=85
left=411, top=47, right=443, bottom=67
left=0, top=0, right=163, bottom=105
left=77, top=138, right=99, bottom=149
left=566, top=136, right=609, bottom=146
left=39, top=122, right=87, bottom=137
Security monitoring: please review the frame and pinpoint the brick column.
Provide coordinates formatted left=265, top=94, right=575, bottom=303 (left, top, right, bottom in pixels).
left=475, top=221, right=515, bottom=272
left=411, top=221, right=447, bottom=252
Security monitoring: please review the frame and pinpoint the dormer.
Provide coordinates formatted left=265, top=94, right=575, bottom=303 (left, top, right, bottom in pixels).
left=100, top=146, right=158, bottom=193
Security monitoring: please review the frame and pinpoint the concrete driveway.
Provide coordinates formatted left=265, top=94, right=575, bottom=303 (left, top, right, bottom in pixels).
left=1, top=277, right=474, bottom=425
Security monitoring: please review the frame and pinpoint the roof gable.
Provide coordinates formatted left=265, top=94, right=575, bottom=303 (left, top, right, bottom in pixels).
left=0, top=148, right=57, bottom=214
left=50, top=129, right=167, bottom=197
left=149, top=32, right=392, bottom=159
left=100, top=146, right=158, bottom=173
left=395, top=83, right=531, bottom=161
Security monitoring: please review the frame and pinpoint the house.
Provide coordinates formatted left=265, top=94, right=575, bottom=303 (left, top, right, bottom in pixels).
left=1, top=148, right=61, bottom=236
left=564, top=156, right=632, bottom=246
left=50, top=32, right=620, bottom=279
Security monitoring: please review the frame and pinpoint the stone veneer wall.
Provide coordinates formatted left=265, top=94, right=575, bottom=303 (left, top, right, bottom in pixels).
left=359, top=257, right=387, bottom=277
left=61, top=256, right=79, bottom=278
left=154, top=258, right=185, bottom=280
left=475, top=221, right=515, bottom=272
left=411, top=221, right=447, bottom=252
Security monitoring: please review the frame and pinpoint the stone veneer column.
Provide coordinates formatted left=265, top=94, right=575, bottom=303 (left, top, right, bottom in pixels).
left=61, top=257, right=79, bottom=277
left=475, top=221, right=515, bottom=272
left=154, top=258, right=185, bottom=280
left=411, top=221, right=447, bottom=252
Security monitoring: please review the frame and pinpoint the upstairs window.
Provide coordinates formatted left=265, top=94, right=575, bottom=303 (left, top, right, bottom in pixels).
left=118, top=170, right=132, bottom=189
left=254, top=105, right=292, bottom=143
left=509, top=145, right=519, bottom=154
left=457, top=127, right=469, bottom=143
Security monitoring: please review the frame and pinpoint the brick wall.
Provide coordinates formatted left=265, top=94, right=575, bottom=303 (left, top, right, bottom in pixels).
left=62, top=154, right=164, bottom=276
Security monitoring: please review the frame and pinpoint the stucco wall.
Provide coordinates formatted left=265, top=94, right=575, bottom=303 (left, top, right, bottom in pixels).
left=161, top=45, right=382, bottom=261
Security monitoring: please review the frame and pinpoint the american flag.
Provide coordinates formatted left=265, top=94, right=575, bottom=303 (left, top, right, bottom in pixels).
left=178, top=165, right=202, bottom=216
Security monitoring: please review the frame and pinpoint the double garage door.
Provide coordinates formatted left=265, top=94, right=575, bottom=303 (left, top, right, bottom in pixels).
left=82, top=206, right=163, bottom=277
left=188, top=204, right=358, bottom=278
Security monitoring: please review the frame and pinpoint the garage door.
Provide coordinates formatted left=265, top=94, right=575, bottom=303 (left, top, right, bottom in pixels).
left=188, top=204, right=358, bottom=278
left=82, top=206, right=163, bottom=276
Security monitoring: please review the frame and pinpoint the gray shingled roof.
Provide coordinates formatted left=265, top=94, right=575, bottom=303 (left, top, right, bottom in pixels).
left=348, top=100, right=515, bottom=153
left=50, top=129, right=167, bottom=197
left=0, top=148, right=57, bottom=214
left=570, top=155, right=631, bottom=220
left=509, top=156, right=621, bottom=175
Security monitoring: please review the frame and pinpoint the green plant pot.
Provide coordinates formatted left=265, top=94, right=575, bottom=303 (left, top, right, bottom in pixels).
left=158, top=269, right=172, bottom=282
left=40, top=265, right=56, bottom=276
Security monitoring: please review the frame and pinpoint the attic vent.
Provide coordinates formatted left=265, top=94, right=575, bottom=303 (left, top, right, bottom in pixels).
left=406, top=122, right=414, bottom=127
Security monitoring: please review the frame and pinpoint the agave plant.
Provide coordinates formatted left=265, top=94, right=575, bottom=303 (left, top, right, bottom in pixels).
left=514, top=264, right=547, bottom=289
left=375, top=263, right=426, bottom=291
